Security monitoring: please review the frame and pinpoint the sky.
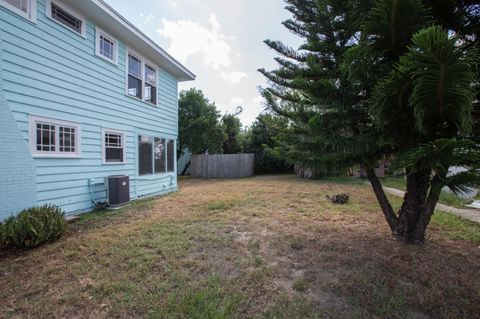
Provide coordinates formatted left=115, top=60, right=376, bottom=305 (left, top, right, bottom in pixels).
left=104, top=0, right=302, bottom=127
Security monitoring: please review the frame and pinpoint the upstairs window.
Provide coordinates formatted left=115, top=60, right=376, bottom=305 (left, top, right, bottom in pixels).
left=138, top=135, right=175, bottom=175
left=95, top=28, right=118, bottom=64
left=128, top=54, right=142, bottom=99
left=144, top=64, right=157, bottom=105
left=0, top=0, right=36, bottom=21
left=127, top=51, right=158, bottom=106
left=46, top=0, right=86, bottom=37
left=29, top=116, right=81, bottom=157
left=103, top=129, right=126, bottom=164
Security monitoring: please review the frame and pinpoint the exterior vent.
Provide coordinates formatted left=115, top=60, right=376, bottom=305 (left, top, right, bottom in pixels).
left=105, top=175, right=130, bottom=208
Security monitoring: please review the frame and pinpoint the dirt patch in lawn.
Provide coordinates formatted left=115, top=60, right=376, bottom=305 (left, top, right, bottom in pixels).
left=1, top=175, right=479, bottom=318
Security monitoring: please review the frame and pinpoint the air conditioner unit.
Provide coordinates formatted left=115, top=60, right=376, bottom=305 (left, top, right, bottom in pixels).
left=105, top=175, right=130, bottom=208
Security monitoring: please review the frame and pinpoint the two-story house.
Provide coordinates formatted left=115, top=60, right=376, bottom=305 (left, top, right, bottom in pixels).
left=0, top=0, right=195, bottom=219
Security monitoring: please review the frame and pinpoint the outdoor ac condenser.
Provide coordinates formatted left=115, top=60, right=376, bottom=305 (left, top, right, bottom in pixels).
left=105, top=175, right=130, bottom=208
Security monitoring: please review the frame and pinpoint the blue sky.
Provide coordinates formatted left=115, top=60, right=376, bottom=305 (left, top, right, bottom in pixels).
left=104, top=0, right=302, bottom=126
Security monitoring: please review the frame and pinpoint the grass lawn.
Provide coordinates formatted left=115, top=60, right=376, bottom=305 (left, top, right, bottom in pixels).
left=1, top=175, right=479, bottom=318
left=380, top=176, right=475, bottom=208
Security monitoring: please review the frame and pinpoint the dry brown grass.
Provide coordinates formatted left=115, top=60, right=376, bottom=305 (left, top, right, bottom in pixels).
left=1, top=175, right=479, bottom=318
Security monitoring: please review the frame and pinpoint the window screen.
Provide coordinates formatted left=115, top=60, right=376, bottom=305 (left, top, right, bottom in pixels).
left=51, top=2, right=82, bottom=34
left=167, top=140, right=175, bottom=172
left=154, top=138, right=166, bottom=173
left=138, top=135, right=153, bottom=175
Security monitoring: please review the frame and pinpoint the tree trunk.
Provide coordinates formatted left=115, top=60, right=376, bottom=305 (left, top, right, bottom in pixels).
left=396, top=169, right=431, bottom=243
left=366, top=168, right=399, bottom=234
left=181, top=160, right=191, bottom=176
left=412, top=173, right=445, bottom=242
left=366, top=167, right=445, bottom=244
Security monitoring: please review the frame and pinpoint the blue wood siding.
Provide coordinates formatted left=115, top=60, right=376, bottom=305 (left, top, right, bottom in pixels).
left=0, top=0, right=180, bottom=217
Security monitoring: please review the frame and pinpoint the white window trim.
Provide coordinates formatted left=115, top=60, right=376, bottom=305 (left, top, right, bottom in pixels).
left=45, top=0, right=86, bottom=38
left=0, top=0, right=36, bottom=22
left=102, top=128, right=127, bottom=165
left=126, top=49, right=159, bottom=106
left=95, top=27, right=118, bottom=65
left=29, top=115, right=82, bottom=158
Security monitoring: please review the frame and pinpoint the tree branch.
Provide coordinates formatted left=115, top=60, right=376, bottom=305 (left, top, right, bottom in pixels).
left=366, top=168, right=399, bottom=233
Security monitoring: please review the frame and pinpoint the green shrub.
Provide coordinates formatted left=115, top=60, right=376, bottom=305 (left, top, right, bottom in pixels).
left=0, top=204, right=67, bottom=249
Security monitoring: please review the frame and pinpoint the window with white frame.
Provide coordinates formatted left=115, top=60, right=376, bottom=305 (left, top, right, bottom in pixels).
left=127, top=51, right=158, bottom=105
left=29, top=116, right=81, bottom=157
left=0, top=0, right=36, bottom=21
left=46, top=0, right=85, bottom=37
left=103, top=129, right=125, bottom=164
left=95, top=28, right=117, bottom=64
left=144, top=64, right=157, bottom=105
left=128, top=53, right=142, bottom=99
left=138, top=135, right=175, bottom=175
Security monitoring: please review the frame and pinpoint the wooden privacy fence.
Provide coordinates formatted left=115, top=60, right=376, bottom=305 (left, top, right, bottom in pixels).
left=191, top=154, right=255, bottom=178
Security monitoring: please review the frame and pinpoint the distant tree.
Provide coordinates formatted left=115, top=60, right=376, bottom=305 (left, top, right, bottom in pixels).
left=261, top=0, right=480, bottom=243
left=221, top=114, right=242, bottom=154
left=243, top=113, right=292, bottom=174
left=178, top=88, right=225, bottom=157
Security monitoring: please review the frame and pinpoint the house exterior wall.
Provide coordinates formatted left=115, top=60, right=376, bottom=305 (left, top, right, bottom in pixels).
left=0, top=0, right=182, bottom=218
left=0, top=34, right=37, bottom=219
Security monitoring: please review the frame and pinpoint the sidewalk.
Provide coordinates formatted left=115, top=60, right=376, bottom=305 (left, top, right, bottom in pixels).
left=383, top=187, right=480, bottom=224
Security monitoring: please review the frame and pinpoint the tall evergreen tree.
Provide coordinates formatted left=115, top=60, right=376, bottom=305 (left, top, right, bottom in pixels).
left=259, top=0, right=375, bottom=177
left=261, top=0, right=479, bottom=243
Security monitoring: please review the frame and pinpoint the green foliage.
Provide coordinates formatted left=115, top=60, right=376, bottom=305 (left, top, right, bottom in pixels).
left=0, top=204, right=67, bottom=249
left=221, top=113, right=242, bottom=154
left=242, top=113, right=292, bottom=174
left=259, top=0, right=366, bottom=177
left=178, top=88, right=226, bottom=155
left=260, top=0, right=479, bottom=241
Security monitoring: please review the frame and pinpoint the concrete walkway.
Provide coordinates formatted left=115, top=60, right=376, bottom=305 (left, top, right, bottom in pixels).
left=383, top=187, right=480, bottom=224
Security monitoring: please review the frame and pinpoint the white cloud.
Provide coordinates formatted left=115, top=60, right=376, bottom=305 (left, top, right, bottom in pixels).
left=157, top=13, right=232, bottom=70
left=252, top=95, right=264, bottom=106
left=209, top=13, right=221, bottom=30
left=237, top=96, right=266, bottom=126
left=229, top=97, right=244, bottom=106
left=220, top=71, right=248, bottom=84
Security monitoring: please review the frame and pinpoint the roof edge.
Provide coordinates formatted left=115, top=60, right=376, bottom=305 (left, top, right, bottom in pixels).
left=94, top=0, right=195, bottom=81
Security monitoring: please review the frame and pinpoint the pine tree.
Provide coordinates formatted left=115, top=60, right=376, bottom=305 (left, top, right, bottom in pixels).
left=259, top=0, right=373, bottom=178
left=261, top=0, right=480, bottom=243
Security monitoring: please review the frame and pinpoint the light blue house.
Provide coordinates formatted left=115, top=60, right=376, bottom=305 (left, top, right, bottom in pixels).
left=0, top=0, right=195, bottom=219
